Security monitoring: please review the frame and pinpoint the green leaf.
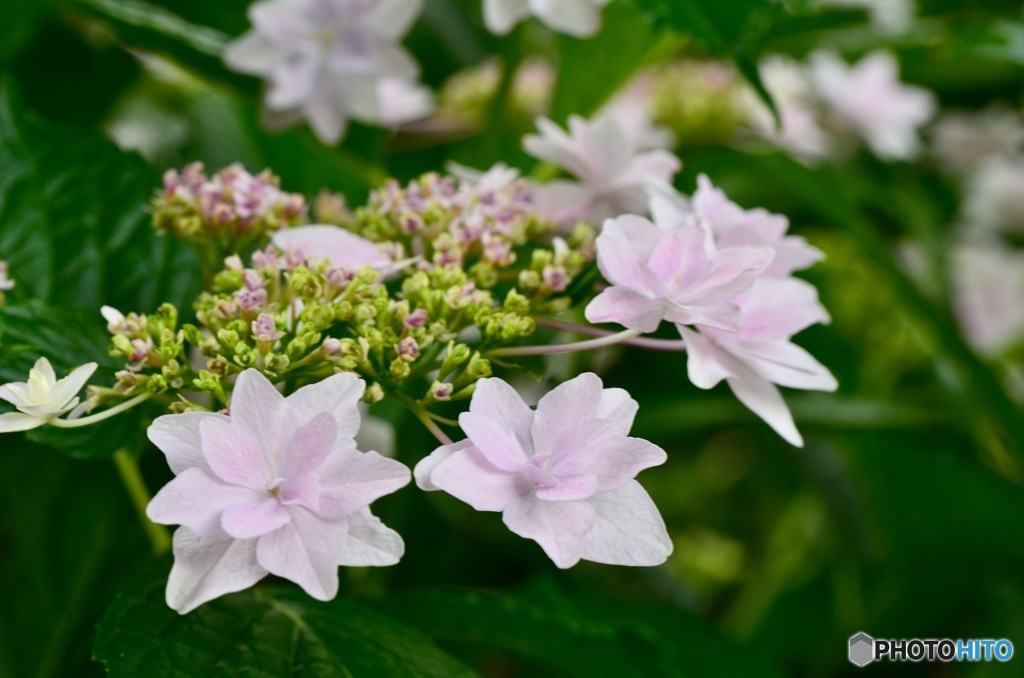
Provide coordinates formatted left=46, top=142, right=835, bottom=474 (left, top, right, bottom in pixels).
left=0, top=0, right=58, bottom=64
left=0, top=440, right=150, bottom=678
left=0, top=75, right=202, bottom=314
left=550, top=3, right=668, bottom=122
left=94, top=571, right=477, bottom=677
left=630, top=0, right=783, bottom=122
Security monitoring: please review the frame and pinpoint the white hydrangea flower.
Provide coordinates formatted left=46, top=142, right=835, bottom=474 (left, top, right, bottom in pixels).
left=0, top=358, right=97, bottom=432
left=224, top=0, right=434, bottom=144
left=483, top=0, right=612, bottom=37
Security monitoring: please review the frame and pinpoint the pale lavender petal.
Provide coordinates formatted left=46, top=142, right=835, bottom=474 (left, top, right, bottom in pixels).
left=200, top=418, right=273, bottom=489
left=740, top=340, right=838, bottom=392
left=281, top=412, right=337, bottom=481
left=679, top=326, right=735, bottom=390
left=502, top=494, right=597, bottom=568
left=459, top=412, right=532, bottom=471
left=284, top=370, right=365, bottom=438
left=546, top=418, right=666, bottom=492
left=272, top=226, right=391, bottom=273
left=256, top=508, right=346, bottom=601
left=147, top=468, right=264, bottom=539
left=535, top=474, right=599, bottom=501
left=584, top=287, right=666, bottom=332
left=227, top=369, right=292, bottom=458
left=726, top=362, right=804, bottom=447
left=580, top=481, right=673, bottom=566
left=468, top=378, right=534, bottom=455
left=165, top=528, right=266, bottom=615
left=483, top=0, right=531, bottom=35
left=223, top=31, right=278, bottom=75
left=316, top=448, right=411, bottom=519
left=533, top=0, right=604, bottom=37
left=414, top=439, right=472, bottom=492
left=335, top=508, right=405, bottom=566
left=148, top=411, right=227, bottom=475
left=430, top=447, right=531, bottom=512
left=221, top=499, right=292, bottom=539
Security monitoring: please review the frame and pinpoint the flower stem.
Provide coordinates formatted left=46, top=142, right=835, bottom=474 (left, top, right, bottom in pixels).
left=112, top=449, right=171, bottom=557
left=50, top=393, right=153, bottom=429
left=534, top=318, right=690, bottom=352
left=413, top=407, right=454, bottom=446
left=488, top=329, right=644, bottom=357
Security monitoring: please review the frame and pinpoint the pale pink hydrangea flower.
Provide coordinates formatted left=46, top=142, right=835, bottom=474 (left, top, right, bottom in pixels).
left=931, top=108, right=1024, bottom=175
left=598, top=75, right=676, bottom=151
left=146, top=369, right=410, bottom=613
left=524, top=115, right=681, bottom=226
left=746, top=56, right=830, bottom=162
left=224, top=0, right=433, bottom=144
left=961, top=156, right=1024, bottom=237
left=679, top=278, right=837, bottom=447
left=415, top=374, right=672, bottom=568
left=651, top=176, right=825, bottom=279
left=0, top=358, right=97, bottom=432
left=951, top=244, right=1024, bottom=356
left=584, top=214, right=772, bottom=332
left=587, top=179, right=835, bottom=445
left=483, top=0, right=611, bottom=37
left=809, top=51, right=935, bottom=161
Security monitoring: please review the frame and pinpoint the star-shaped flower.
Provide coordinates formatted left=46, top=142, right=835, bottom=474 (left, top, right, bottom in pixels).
left=415, top=374, right=672, bottom=568
left=524, top=114, right=680, bottom=225
left=0, top=358, right=97, bottom=432
left=146, top=369, right=411, bottom=613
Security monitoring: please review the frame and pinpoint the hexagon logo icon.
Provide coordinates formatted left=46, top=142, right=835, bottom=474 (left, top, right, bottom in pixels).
left=849, top=632, right=875, bottom=667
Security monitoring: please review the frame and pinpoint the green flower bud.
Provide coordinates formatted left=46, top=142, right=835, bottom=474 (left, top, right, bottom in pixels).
left=364, top=382, right=385, bottom=404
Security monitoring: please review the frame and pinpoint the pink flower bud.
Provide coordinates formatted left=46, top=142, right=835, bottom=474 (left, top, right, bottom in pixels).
left=252, top=313, right=283, bottom=343
left=404, top=309, right=429, bottom=328
left=397, top=337, right=420, bottom=361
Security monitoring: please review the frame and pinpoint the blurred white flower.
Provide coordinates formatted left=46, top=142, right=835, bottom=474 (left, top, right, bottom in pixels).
left=483, top=0, right=611, bottom=38
left=524, top=114, right=680, bottom=225
left=224, top=0, right=433, bottom=144
left=809, top=51, right=935, bottom=160
left=932, top=108, right=1024, bottom=175
left=598, top=75, right=676, bottom=151
left=962, top=156, right=1024, bottom=237
left=747, top=56, right=829, bottom=162
left=0, top=261, right=14, bottom=292
left=951, top=244, right=1024, bottom=356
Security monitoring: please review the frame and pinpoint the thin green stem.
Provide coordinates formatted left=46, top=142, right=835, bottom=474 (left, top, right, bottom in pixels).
left=488, top=329, right=643, bottom=358
left=113, top=449, right=171, bottom=557
left=50, top=393, right=152, bottom=429
left=534, top=317, right=689, bottom=352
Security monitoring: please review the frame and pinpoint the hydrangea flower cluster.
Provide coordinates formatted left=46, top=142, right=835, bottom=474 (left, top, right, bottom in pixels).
left=224, top=0, right=433, bottom=144
left=154, top=163, right=307, bottom=265
left=586, top=177, right=835, bottom=446
left=1, top=133, right=836, bottom=613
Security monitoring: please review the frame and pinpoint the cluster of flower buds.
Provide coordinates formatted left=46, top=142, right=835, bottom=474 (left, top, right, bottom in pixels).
left=153, top=163, right=307, bottom=266
left=0, top=260, right=13, bottom=306
left=348, top=169, right=596, bottom=312
left=103, top=304, right=189, bottom=399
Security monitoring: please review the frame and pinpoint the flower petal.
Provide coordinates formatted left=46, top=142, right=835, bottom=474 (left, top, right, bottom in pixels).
left=316, top=448, right=411, bottom=519
left=502, top=494, right=596, bottom=568
left=256, top=508, right=346, bottom=601
left=221, top=499, right=292, bottom=540
left=272, top=226, right=391, bottom=275
left=336, top=508, right=405, bottom=567
left=459, top=412, right=530, bottom=471
left=580, top=481, right=673, bottom=566
left=467, top=378, right=534, bottom=456
left=147, top=467, right=265, bottom=539
left=727, top=368, right=804, bottom=447
left=165, top=528, right=266, bottom=615
left=0, top=411, right=43, bottom=433
left=414, top=439, right=472, bottom=492
left=430, top=446, right=531, bottom=512
left=48, top=362, right=98, bottom=409
left=200, top=418, right=274, bottom=489
left=228, top=369, right=292, bottom=458
left=148, top=411, right=227, bottom=475
left=584, top=287, right=666, bottom=333
left=281, top=412, right=338, bottom=481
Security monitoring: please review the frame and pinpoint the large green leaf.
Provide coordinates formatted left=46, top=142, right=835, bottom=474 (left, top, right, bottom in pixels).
left=94, top=571, right=477, bottom=677
left=0, top=441, right=150, bottom=678
left=0, top=75, right=202, bottom=314
left=374, top=588, right=785, bottom=677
